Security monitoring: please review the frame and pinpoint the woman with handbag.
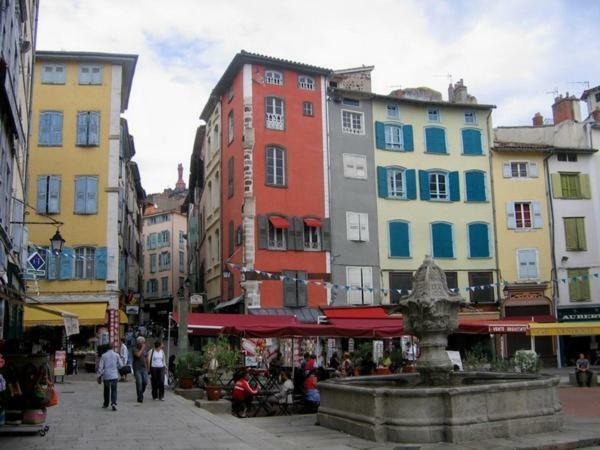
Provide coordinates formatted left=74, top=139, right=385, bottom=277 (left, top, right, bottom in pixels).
left=147, top=340, right=166, bottom=401
left=119, top=339, right=131, bottom=382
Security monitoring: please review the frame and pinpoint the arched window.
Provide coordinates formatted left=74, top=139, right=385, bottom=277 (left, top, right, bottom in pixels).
left=467, top=222, right=490, bottom=258
left=298, top=75, right=315, bottom=90
left=388, top=220, right=410, bottom=257
left=265, top=70, right=283, bottom=85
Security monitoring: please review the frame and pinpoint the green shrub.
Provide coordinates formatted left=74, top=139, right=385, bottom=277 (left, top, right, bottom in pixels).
left=513, top=350, right=540, bottom=373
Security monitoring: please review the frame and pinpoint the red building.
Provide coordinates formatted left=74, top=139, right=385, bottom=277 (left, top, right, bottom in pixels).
left=201, top=51, right=331, bottom=311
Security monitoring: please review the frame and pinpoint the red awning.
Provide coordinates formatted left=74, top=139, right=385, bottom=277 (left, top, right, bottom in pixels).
left=326, top=318, right=404, bottom=338
left=269, top=217, right=289, bottom=229
left=458, top=316, right=556, bottom=334
left=303, top=218, right=322, bottom=228
left=322, top=306, right=390, bottom=319
left=172, top=313, right=299, bottom=336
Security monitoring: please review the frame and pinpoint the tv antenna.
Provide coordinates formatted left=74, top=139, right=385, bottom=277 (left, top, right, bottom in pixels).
left=568, top=81, right=590, bottom=89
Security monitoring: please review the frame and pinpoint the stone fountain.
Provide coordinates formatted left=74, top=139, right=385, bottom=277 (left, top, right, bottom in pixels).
left=317, top=257, right=562, bottom=444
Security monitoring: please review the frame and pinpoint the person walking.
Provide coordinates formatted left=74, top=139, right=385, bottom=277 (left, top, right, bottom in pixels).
left=132, top=336, right=149, bottom=402
left=119, top=339, right=129, bottom=382
left=97, top=344, right=123, bottom=411
left=148, top=340, right=166, bottom=400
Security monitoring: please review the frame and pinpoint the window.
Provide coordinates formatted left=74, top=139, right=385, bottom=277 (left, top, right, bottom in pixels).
left=265, top=97, right=284, bottom=130
left=227, top=85, right=234, bottom=102
left=342, top=98, right=359, bottom=107
left=468, top=272, right=494, bottom=303
left=161, top=277, right=169, bottom=294
left=464, top=111, right=477, bottom=124
left=384, top=125, right=403, bottom=150
left=227, top=111, right=234, bottom=143
left=461, top=129, right=483, bottom=155
left=41, top=64, right=65, bottom=84
left=341, top=110, right=364, bottom=135
left=445, top=272, right=458, bottom=292
left=429, top=172, right=448, bottom=200
left=38, top=111, right=63, bottom=146
left=386, top=104, right=399, bottom=119
left=76, top=112, right=100, bottom=146
left=266, top=146, right=286, bottom=186
left=78, top=64, right=102, bottom=85
left=147, top=233, right=157, bottom=250
left=389, top=272, right=412, bottom=304
left=157, top=230, right=170, bottom=247
left=557, top=153, right=577, bottom=162
left=427, top=108, right=440, bottom=122
left=346, top=266, right=373, bottom=305
left=431, top=222, right=454, bottom=258
left=74, top=247, right=95, bottom=279
left=298, top=75, right=314, bottom=90
left=564, top=217, right=587, bottom=251
left=213, top=125, right=220, bottom=151
left=552, top=173, right=590, bottom=199
left=228, top=221, right=235, bottom=257
left=150, top=254, right=157, bottom=273
left=595, top=93, right=600, bottom=103
left=389, top=221, right=410, bottom=257
left=387, top=168, right=405, bottom=198
left=425, top=127, right=447, bottom=153
left=36, top=175, right=61, bottom=214
left=283, top=270, right=307, bottom=307
left=517, top=249, right=538, bottom=280
left=303, top=101, right=314, bottom=117
left=467, top=223, right=490, bottom=258
left=512, top=162, right=528, bottom=178
left=265, top=70, right=283, bottom=85
left=560, top=173, right=581, bottom=198
left=74, top=176, right=98, bottom=214
left=375, top=122, right=414, bottom=151
left=343, top=154, right=367, bottom=179
left=514, top=202, right=531, bottom=228
left=227, top=157, right=234, bottom=197
left=503, top=161, right=538, bottom=178
left=568, top=268, right=591, bottom=302
left=465, top=171, right=486, bottom=202
left=158, top=252, right=171, bottom=271
left=146, top=214, right=170, bottom=225
left=179, top=230, right=185, bottom=249
left=146, top=279, right=158, bottom=295
left=268, top=217, right=288, bottom=250
left=179, top=251, right=185, bottom=272
left=346, top=212, right=369, bottom=242
left=303, top=220, right=321, bottom=250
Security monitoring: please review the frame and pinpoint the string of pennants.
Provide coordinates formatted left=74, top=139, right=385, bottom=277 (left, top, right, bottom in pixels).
left=227, top=263, right=600, bottom=296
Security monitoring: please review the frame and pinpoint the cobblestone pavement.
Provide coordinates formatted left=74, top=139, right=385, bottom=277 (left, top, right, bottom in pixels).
left=559, top=386, right=600, bottom=417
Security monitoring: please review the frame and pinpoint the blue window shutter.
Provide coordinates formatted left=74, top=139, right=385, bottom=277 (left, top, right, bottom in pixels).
left=377, top=166, right=388, bottom=198
left=36, top=176, right=47, bottom=213
left=375, top=122, right=386, bottom=150
left=51, top=112, right=63, bottom=145
left=449, top=171, right=460, bottom=201
left=389, top=221, right=410, bottom=257
left=402, top=125, right=414, bottom=151
left=432, top=223, right=453, bottom=258
left=48, top=176, right=61, bottom=213
left=468, top=223, right=490, bottom=258
left=425, top=127, right=447, bottom=153
left=59, top=247, right=74, bottom=279
left=77, top=112, right=88, bottom=145
left=419, top=170, right=430, bottom=200
left=47, top=250, right=57, bottom=280
left=405, top=169, right=416, bottom=200
left=89, top=112, right=100, bottom=145
left=74, top=177, right=86, bottom=213
left=462, top=129, right=483, bottom=155
left=95, top=246, right=107, bottom=279
left=39, top=113, right=50, bottom=145
left=85, top=177, right=98, bottom=214
left=465, top=171, right=486, bottom=202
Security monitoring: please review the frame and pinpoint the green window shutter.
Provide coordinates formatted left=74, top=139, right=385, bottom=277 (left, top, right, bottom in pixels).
left=564, top=218, right=578, bottom=250
left=377, top=166, right=388, bottom=198
left=568, top=269, right=590, bottom=301
left=419, top=170, right=430, bottom=200
left=577, top=218, right=587, bottom=250
left=449, top=171, right=460, bottom=201
left=551, top=174, right=563, bottom=198
left=580, top=174, right=591, bottom=199
left=375, top=122, right=386, bottom=149
left=405, top=169, right=416, bottom=200
left=389, top=221, right=410, bottom=257
left=402, top=125, right=414, bottom=151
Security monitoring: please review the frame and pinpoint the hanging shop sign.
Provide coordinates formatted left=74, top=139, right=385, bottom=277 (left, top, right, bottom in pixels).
left=125, top=305, right=139, bottom=315
left=63, top=315, right=80, bottom=336
left=557, top=306, right=600, bottom=322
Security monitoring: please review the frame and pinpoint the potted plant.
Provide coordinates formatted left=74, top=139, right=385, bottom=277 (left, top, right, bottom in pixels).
left=202, top=336, right=240, bottom=401
left=175, top=352, right=202, bottom=389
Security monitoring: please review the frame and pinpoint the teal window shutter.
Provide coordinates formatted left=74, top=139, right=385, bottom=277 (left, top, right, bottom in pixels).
left=151, top=233, right=157, bottom=249
left=51, top=112, right=63, bottom=146
left=462, top=129, right=483, bottom=155
left=39, top=113, right=51, bottom=145
left=425, top=127, right=447, bottom=153
left=468, top=223, right=490, bottom=257
left=47, top=250, right=57, bottom=280
left=36, top=176, right=47, bottom=213
left=88, top=112, right=100, bottom=145
left=375, top=122, right=386, bottom=149
left=405, top=169, right=416, bottom=199
left=74, top=177, right=86, bottom=213
left=85, top=176, right=98, bottom=214
left=431, top=222, right=453, bottom=258
left=402, top=125, right=414, bottom=151
left=419, top=170, right=430, bottom=200
left=389, top=221, right=410, bottom=257
left=95, top=246, right=107, bottom=279
left=377, top=166, right=388, bottom=198
left=465, top=171, right=486, bottom=201
left=76, top=112, right=88, bottom=145
left=59, top=247, right=74, bottom=279
left=449, top=171, right=460, bottom=201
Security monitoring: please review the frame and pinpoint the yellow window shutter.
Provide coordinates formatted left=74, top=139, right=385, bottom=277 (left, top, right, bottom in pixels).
left=580, top=174, right=591, bottom=199
left=564, top=218, right=578, bottom=250
left=577, top=218, right=587, bottom=251
left=551, top=173, right=563, bottom=198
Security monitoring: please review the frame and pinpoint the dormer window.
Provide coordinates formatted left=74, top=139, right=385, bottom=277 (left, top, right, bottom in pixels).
left=427, top=108, right=440, bottom=122
left=464, top=111, right=477, bottom=124
left=265, top=70, right=283, bottom=86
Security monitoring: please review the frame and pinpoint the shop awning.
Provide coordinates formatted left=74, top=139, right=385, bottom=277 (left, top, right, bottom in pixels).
left=249, top=307, right=322, bottom=323
left=173, top=312, right=300, bottom=336
left=458, top=319, right=530, bottom=334
left=214, top=295, right=244, bottom=311
left=322, top=306, right=390, bottom=319
left=303, top=218, right=321, bottom=228
left=24, top=302, right=108, bottom=327
left=528, top=321, right=600, bottom=336
left=269, top=217, right=289, bottom=229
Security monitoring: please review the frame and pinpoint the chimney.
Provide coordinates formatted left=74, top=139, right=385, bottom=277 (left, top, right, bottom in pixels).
left=532, top=112, right=544, bottom=126
left=552, top=92, right=581, bottom=125
left=593, top=106, right=600, bottom=122
left=448, top=78, right=477, bottom=104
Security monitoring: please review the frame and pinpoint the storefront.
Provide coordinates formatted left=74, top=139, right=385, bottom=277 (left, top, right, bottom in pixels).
left=555, top=306, right=600, bottom=366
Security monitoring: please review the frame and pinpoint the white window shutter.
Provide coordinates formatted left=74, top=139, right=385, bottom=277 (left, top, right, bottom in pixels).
left=518, top=249, right=538, bottom=279
left=506, top=202, right=516, bottom=229
left=362, top=267, right=373, bottom=304
left=359, top=213, right=369, bottom=241
left=346, top=267, right=362, bottom=304
left=528, top=162, right=539, bottom=177
left=346, top=212, right=360, bottom=241
left=503, top=162, right=512, bottom=178
left=532, top=201, right=543, bottom=228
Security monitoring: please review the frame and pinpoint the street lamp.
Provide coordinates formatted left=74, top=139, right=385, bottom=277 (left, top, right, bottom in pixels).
left=50, top=229, right=65, bottom=255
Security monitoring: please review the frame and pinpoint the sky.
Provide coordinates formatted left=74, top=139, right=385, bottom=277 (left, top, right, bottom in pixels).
left=37, top=0, right=600, bottom=193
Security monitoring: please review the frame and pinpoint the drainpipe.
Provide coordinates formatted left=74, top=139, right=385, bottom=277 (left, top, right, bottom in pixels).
left=486, top=111, right=501, bottom=300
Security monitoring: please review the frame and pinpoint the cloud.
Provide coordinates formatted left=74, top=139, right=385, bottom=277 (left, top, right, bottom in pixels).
left=37, top=0, right=599, bottom=192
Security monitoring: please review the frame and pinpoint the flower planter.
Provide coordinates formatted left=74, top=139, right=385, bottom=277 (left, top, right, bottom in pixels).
left=205, top=385, right=222, bottom=401
left=179, top=376, right=194, bottom=389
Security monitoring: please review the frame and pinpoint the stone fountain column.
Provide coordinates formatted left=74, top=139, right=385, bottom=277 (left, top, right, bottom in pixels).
left=395, top=256, right=466, bottom=386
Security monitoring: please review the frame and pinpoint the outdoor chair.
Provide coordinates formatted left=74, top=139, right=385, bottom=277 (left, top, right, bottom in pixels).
left=276, top=389, right=294, bottom=416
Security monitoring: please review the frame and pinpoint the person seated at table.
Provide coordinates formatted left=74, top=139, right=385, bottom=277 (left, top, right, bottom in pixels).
left=303, top=369, right=320, bottom=410
left=360, top=352, right=376, bottom=376
left=266, top=370, right=294, bottom=414
left=269, top=350, right=283, bottom=380
left=231, top=369, right=259, bottom=418
left=379, top=351, right=392, bottom=369
left=329, top=352, right=340, bottom=371
left=341, top=352, right=354, bottom=377
left=317, top=350, right=328, bottom=368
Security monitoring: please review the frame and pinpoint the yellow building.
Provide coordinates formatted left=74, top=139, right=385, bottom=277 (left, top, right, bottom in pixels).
left=26, top=51, right=139, bottom=346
